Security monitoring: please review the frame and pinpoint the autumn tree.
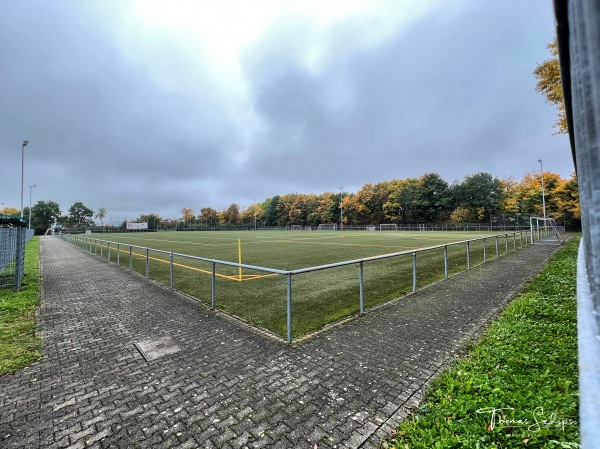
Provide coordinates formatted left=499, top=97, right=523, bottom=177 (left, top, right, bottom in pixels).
left=553, top=173, right=580, bottom=228
left=221, top=203, right=241, bottom=224
left=198, top=207, right=219, bottom=226
left=534, top=39, right=567, bottom=134
left=181, top=208, right=195, bottom=222
left=0, top=206, right=20, bottom=216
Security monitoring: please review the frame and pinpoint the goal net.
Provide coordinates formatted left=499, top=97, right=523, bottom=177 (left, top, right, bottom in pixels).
left=530, top=217, right=565, bottom=245
left=317, top=223, right=337, bottom=231
left=290, top=225, right=302, bottom=231
left=379, top=224, right=398, bottom=231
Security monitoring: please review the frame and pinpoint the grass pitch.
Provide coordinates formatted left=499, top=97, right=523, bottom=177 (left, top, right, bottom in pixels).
left=81, top=230, right=524, bottom=338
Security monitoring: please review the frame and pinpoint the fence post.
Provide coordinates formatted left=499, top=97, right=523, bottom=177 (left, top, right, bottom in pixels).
left=495, top=236, right=499, bottom=258
left=129, top=246, right=133, bottom=271
left=505, top=234, right=509, bottom=254
left=169, top=252, right=174, bottom=291
left=520, top=231, right=523, bottom=248
left=444, top=245, right=448, bottom=278
left=287, top=274, right=293, bottom=344
left=359, top=261, right=364, bottom=315
left=513, top=233, right=517, bottom=251
left=100, top=240, right=103, bottom=258
left=412, top=252, right=417, bottom=292
left=107, top=242, right=111, bottom=262
left=117, top=243, right=120, bottom=266
left=483, top=238, right=487, bottom=263
left=211, top=261, right=216, bottom=309
left=466, top=241, right=471, bottom=270
left=145, top=248, right=150, bottom=279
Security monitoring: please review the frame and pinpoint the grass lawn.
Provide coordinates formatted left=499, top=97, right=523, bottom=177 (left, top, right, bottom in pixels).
left=0, top=237, right=41, bottom=376
left=383, top=236, right=579, bottom=449
left=69, top=230, right=529, bottom=338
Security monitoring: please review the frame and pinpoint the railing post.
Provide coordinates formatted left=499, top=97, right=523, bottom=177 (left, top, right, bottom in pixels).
left=483, top=238, right=487, bottom=263
left=495, top=236, right=499, bottom=258
left=117, top=243, right=120, bottom=266
left=505, top=234, right=509, bottom=254
left=444, top=245, right=448, bottom=279
left=466, top=241, right=471, bottom=270
left=100, top=240, right=103, bottom=258
left=513, top=233, right=517, bottom=251
left=169, top=252, right=174, bottom=291
left=211, top=261, right=216, bottom=309
left=145, top=248, right=150, bottom=279
left=519, top=231, right=523, bottom=248
left=412, top=252, right=417, bottom=292
left=129, top=246, right=133, bottom=271
left=107, top=242, right=111, bottom=262
left=287, top=274, right=293, bottom=344
left=359, top=261, right=364, bottom=315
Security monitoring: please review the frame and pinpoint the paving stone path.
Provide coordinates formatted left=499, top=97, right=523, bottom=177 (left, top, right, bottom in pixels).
left=0, top=236, right=564, bottom=448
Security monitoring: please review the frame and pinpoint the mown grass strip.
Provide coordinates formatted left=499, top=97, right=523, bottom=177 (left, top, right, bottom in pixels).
left=384, top=236, right=580, bottom=449
left=0, top=237, right=41, bottom=376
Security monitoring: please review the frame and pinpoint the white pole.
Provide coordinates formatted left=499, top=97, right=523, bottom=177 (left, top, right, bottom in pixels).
left=538, top=159, right=547, bottom=219
left=339, top=187, right=344, bottom=231
left=20, top=140, right=28, bottom=218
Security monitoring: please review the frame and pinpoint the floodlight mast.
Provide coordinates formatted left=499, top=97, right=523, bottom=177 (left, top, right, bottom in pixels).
left=339, top=187, right=344, bottom=231
left=538, top=159, right=547, bottom=219
left=21, top=140, right=29, bottom=218
left=28, top=185, right=36, bottom=229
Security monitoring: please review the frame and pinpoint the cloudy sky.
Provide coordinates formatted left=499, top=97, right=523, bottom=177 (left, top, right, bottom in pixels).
left=1, top=0, right=573, bottom=223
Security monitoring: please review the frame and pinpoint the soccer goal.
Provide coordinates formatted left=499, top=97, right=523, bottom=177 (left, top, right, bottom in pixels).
left=530, top=217, right=565, bottom=245
left=317, top=223, right=337, bottom=231
left=290, top=225, right=303, bottom=231
left=379, top=224, right=398, bottom=231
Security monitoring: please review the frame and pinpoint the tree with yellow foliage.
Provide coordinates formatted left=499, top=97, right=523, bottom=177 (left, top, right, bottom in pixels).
left=534, top=39, right=568, bottom=134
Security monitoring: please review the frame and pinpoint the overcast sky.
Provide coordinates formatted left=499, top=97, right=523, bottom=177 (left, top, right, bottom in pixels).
left=1, top=0, right=573, bottom=223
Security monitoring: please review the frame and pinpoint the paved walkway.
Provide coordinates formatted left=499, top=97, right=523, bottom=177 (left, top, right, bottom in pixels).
left=0, top=236, right=564, bottom=448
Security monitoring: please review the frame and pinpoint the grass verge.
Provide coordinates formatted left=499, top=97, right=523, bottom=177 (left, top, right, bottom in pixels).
left=0, top=237, right=41, bottom=376
left=383, top=236, right=580, bottom=449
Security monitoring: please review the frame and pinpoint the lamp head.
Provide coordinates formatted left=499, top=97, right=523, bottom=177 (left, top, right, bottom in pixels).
left=22, top=140, right=29, bottom=147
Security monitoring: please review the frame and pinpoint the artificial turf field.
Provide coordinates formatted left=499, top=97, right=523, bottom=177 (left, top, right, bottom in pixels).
left=75, top=230, right=526, bottom=339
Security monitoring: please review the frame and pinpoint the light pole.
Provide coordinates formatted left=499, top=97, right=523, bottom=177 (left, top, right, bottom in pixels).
left=28, top=185, right=36, bottom=229
left=21, top=140, right=29, bottom=218
left=339, top=187, right=344, bottom=231
left=538, top=159, right=547, bottom=219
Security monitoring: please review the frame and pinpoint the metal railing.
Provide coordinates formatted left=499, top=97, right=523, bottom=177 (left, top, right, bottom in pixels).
left=64, top=230, right=533, bottom=343
left=0, top=226, right=26, bottom=290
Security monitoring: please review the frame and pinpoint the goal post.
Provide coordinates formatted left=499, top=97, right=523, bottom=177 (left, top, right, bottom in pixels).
left=317, top=223, right=337, bottom=231
left=379, top=224, right=398, bottom=231
left=530, top=217, right=565, bottom=245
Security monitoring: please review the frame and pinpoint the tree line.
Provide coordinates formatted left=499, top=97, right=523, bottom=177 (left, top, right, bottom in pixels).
left=184, top=171, right=579, bottom=229
left=0, top=170, right=579, bottom=234
left=0, top=201, right=106, bottom=235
